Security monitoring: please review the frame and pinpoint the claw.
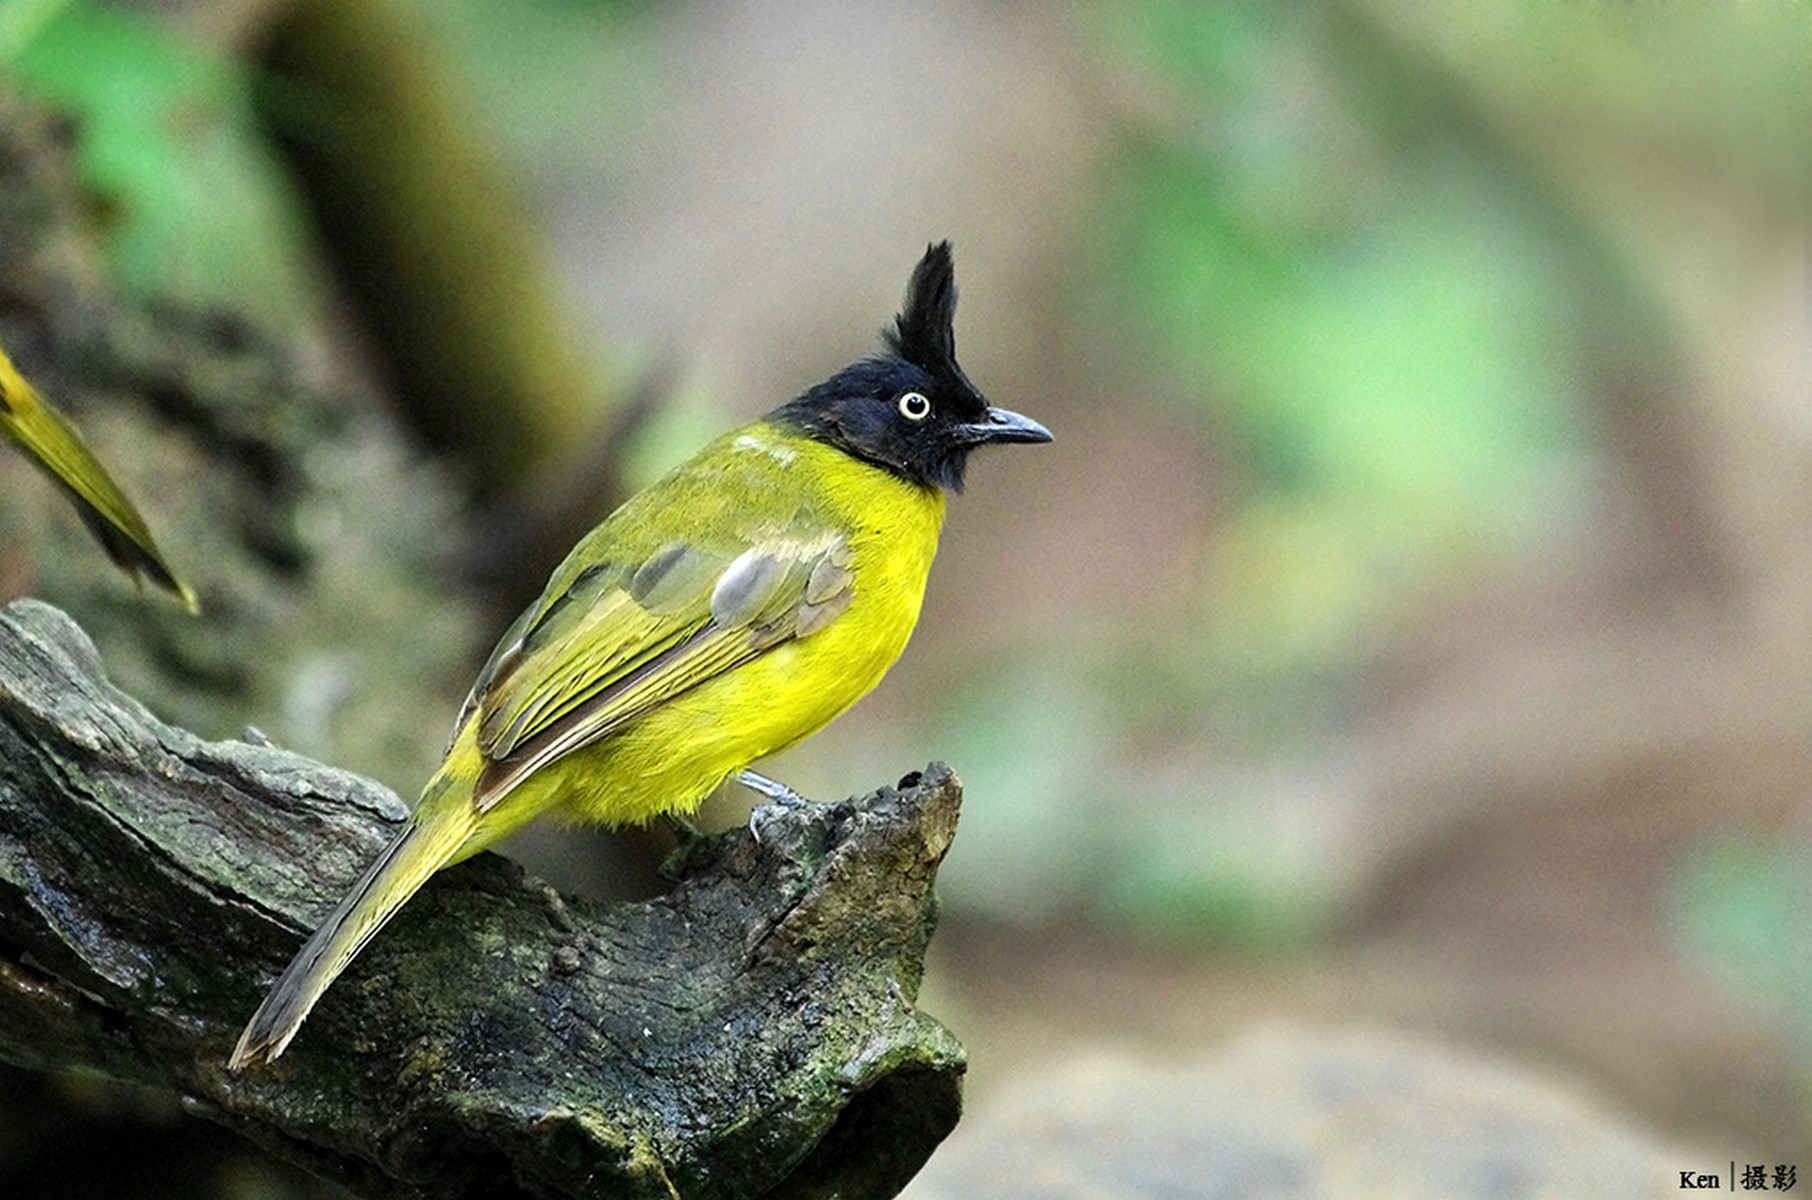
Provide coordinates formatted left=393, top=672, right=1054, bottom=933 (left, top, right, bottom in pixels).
left=740, top=770, right=815, bottom=845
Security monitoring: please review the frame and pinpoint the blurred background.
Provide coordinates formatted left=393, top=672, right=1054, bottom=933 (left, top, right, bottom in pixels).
left=0, top=0, right=1807, bottom=1195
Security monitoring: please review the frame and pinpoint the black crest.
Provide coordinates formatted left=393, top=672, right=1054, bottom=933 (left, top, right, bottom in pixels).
left=884, top=241, right=958, bottom=374
left=770, top=240, right=1049, bottom=492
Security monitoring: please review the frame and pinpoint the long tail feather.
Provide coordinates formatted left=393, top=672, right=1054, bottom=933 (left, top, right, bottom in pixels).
left=229, top=809, right=472, bottom=1069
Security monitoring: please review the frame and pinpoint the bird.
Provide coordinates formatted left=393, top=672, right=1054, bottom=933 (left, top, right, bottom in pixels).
left=229, top=241, right=1051, bottom=1067
left=0, top=342, right=197, bottom=611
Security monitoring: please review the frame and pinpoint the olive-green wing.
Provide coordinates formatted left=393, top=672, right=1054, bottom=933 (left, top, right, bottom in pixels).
left=463, top=522, right=855, bottom=811
left=0, top=346, right=198, bottom=611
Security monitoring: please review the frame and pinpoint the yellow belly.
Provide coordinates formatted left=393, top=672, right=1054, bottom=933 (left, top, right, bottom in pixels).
left=435, top=446, right=946, bottom=849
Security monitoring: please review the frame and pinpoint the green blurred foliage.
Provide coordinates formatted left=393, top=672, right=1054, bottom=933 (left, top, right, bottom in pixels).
left=0, top=0, right=315, bottom=326
left=923, top=657, right=1117, bottom=924
left=916, top=0, right=1621, bottom=939
left=402, top=0, right=662, bottom=188
left=1674, top=841, right=1812, bottom=1053
left=926, top=0, right=1805, bottom=940
left=1089, top=1, right=1594, bottom=671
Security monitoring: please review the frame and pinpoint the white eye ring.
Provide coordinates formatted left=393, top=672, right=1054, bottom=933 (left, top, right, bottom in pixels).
left=898, top=391, right=932, bottom=421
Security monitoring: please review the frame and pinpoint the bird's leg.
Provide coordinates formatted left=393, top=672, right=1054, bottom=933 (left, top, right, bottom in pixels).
left=739, top=769, right=816, bottom=843
left=737, top=769, right=812, bottom=808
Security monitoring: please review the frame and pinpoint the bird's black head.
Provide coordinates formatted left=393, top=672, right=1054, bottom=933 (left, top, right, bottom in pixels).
left=771, top=241, right=1051, bottom=492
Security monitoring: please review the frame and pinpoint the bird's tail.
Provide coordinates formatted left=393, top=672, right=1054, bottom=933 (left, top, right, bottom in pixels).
left=228, top=800, right=473, bottom=1070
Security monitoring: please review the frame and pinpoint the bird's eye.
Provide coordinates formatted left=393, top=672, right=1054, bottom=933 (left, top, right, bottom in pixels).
left=898, top=391, right=931, bottom=421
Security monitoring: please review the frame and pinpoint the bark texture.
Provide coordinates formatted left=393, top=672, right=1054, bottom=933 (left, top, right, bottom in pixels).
left=0, top=598, right=964, bottom=1200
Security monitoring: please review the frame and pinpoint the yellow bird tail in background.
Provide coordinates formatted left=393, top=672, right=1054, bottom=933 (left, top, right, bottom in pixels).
left=0, top=343, right=198, bottom=611
left=228, top=782, right=478, bottom=1069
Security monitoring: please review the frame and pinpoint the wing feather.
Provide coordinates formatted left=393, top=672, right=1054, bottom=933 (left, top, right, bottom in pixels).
left=461, top=504, right=855, bottom=812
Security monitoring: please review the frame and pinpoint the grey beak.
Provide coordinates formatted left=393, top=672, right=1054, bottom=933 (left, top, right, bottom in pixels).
left=957, top=406, right=1053, bottom=446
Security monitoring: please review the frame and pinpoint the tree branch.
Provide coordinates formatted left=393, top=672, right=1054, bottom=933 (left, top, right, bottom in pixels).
left=0, top=598, right=964, bottom=1200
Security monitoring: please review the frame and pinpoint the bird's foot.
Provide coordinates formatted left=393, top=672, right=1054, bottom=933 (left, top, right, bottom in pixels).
left=740, top=769, right=815, bottom=842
